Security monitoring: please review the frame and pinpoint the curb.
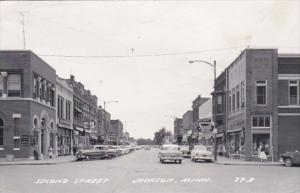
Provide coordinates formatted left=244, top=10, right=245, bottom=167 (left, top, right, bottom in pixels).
left=0, top=159, right=77, bottom=166
left=214, top=161, right=282, bottom=166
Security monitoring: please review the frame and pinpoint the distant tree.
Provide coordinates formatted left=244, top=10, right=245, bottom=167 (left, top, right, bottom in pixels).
left=153, top=127, right=172, bottom=145
left=136, top=138, right=153, bottom=145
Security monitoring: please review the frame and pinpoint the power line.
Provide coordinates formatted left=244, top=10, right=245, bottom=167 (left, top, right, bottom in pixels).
left=38, top=46, right=244, bottom=58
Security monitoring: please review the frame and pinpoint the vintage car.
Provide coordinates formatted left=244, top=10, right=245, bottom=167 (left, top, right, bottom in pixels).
left=145, top=145, right=151, bottom=150
left=191, top=145, right=213, bottom=162
left=280, top=150, right=300, bottom=167
left=180, top=145, right=191, bottom=158
left=96, top=145, right=118, bottom=159
left=76, top=146, right=107, bottom=161
left=158, top=144, right=183, bottom=164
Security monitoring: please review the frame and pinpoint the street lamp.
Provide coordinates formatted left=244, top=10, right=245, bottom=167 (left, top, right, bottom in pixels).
left=188, top=59, right=218, bottom=161
left=103, top=100, right=119, bottom=144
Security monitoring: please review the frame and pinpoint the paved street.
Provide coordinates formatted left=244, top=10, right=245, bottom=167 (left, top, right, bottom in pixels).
left=1, top=148, right=299, bottom=193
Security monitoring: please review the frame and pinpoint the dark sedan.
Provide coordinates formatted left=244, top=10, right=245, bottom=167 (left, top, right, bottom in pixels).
left=280, top=150, right=300, bottom=167
left=76, top=146, right=107, bottom=161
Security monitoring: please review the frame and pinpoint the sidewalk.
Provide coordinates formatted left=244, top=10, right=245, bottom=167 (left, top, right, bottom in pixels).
left=0, top=155, right=77, bottom=166
left=214, top=156, right=282, bottom=166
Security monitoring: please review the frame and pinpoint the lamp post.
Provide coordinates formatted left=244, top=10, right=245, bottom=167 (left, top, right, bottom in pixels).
left=103, top=100, right=118, bottom=144
left=188, top=59, right=217, bottom=161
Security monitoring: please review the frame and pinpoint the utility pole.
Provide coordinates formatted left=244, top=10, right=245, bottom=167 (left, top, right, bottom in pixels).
left=20, top=12, right=26, bottom=50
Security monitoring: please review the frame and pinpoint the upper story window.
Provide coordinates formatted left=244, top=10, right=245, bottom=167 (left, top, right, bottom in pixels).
left=256, top=80, right=267, bottom=105
left=217, top=95, right=223, bottom=113
left=0, top=118, right=3, bottom=146
left=232, top=89, right=236, bottom=112
left=57, top=96, right=64, bottom=119
left=289, top=80, right=299, bottom=105
left=241, top=81, right=245, bottom=107
left=252, top=116, right=271, bottom=128
left=66, top=100, right=71, bottom=121
left=236, top=85, right=240, bottom=111
left=0, top=76, right=3, bottom=97
left=7, top=74, right=21, bottom=97
left=228, top=91, right=232, bottom=114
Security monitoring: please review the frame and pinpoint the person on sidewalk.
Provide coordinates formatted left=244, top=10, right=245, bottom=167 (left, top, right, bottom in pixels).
left=258, top=142, right=267, bottom=162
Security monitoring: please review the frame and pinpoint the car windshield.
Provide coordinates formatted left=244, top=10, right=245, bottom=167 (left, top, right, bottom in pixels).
left=193, top=146, right=207, bottom=151
left=161, top=146, right=179, bottom=151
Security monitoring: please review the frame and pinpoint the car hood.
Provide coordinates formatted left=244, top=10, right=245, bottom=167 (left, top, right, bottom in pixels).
left=192, top=150, right=212, bottom=154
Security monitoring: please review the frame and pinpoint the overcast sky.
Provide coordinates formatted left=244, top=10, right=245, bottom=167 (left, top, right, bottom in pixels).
left=0, top=1, right=299, bottom=139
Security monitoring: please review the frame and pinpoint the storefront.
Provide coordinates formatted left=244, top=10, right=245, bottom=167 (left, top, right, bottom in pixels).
left=57, top=127, right=72, bottom=156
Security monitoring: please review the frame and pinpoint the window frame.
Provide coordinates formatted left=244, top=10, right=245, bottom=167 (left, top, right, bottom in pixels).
left=7, top=74, right=22, bottom=97
left=0, top=118, right=3, bottom=146
left=288, top=80, right=299, bottom=106
left=251, top=116, right=271, bottom=128
left=255, top=80, right=267, bottom=106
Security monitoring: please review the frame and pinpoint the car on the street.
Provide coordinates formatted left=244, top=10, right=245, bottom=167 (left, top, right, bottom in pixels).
left=145, top=145, right=151, bottom=150
left=76, top=146, right=107, bottom=161
left=280, top=150, right=300, bottom=167
left=180, top=145, right=191, bottom=158
left=158, top=144, right=183, bottom=164
left=191, top=145, right=213, bottom=162
left=96, top=145, right=118, bottom=159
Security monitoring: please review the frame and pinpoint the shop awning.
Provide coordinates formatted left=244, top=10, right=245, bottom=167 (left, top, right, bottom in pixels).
left=216, top=133, right=224, bottom=137
left=74, top=127, right=84, bottom=132
left=227, top=128, right=242, bottom=133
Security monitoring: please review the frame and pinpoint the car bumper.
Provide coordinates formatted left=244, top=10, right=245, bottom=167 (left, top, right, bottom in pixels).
left=193, top=156, right=213, bottom=160
left=160, top=156, right=182, bottom=160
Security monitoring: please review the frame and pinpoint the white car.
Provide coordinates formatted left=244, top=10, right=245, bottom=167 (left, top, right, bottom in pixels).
left=158, top=144, right=183, bottom=164
left=180, top=145, right=191, bottom=158
left=191, top=145, right=213, bottom=162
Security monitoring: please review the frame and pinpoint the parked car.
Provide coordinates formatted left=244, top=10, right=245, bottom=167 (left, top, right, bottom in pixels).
left=76, top=146, right=107, bottom=161
left=96, top=145, right=118, bottom=159
left=280, top=150, right=300, bottom=167
left=180, top=145, right=191, bottom=158
left=145, top=145, right=151, bottom=150
left=191, top=145, right=213, bottom=162
left=108, top=146, right=123, bottom=156
left=158, top=144, right=183, bottom=164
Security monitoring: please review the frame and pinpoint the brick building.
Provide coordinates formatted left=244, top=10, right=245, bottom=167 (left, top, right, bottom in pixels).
left=108, top=119, right=123, bottom=145
left=173, top=118, right=183, bottom=144
left=182, top=110, right=193, bottom=144
left=0, top=51, right=56, bottom=159
left=191, top=95, right=210, bottom=143
left=56, top=76, right=73, bottom=156
left=97, top=106, right=111, bottom=144
left=66, top=75, right=98, bottom=148
left=213, top=49, right=300, bottom=161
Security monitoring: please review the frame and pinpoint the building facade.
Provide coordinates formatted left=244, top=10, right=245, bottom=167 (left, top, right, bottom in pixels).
left=108, top=119, right=123, bottom=145
left=56, top=76, right=73, bottom=156
left=182, top=110, right=193, bottom=144
left=0, top=51, right=56, bottom=159
left=97, top=106, right=111, bottom=144
left=173, top=118, right=183, bottom=144
left=213, top=49, right=300, bottom=161
left=67, top=75, right=98, bottom=148
left=192, top=95, right=210, bottom=143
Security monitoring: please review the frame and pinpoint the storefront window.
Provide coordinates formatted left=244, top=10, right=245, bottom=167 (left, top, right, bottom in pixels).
left=229, top=132, right=240, bottom=154
left=252, top=134, right=270, bottom=155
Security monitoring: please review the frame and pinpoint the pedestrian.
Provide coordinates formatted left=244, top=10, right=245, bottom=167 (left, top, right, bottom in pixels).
left=33, top=144, right=39, bottom=160
left=73, top=145, right=78, bottom=156
left=258, top=142, right=267, bottom=162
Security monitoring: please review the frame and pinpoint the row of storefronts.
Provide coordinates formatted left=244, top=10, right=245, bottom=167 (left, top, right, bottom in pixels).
left=0, top=51, right=99, bottom=160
